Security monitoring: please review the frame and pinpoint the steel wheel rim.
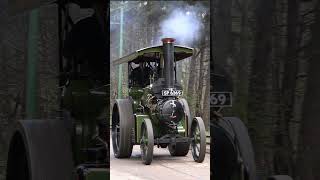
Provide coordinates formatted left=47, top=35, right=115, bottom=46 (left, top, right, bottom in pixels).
left=140, top=124, right=148, bottom=160
left=115, top=124, right=120, bottom=151
left=112, top=111, right=121, bottom=154
left=191, top=123, right=201, bottom=159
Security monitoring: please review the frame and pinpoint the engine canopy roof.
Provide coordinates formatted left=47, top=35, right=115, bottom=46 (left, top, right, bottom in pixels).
left=113, top=45, right=194, bottom=66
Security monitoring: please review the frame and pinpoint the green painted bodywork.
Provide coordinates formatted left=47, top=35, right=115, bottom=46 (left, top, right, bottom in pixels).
left=133, top=108, right=187, bottom=144
left=62, top=79, right=108, bottom=164
left=178, top=117, right=187, bottom=136
left=129, top=87, right=144, bottom=100
left=83, top=168, right=109, bottom=180
left=135, top=114, right=149, bottom=143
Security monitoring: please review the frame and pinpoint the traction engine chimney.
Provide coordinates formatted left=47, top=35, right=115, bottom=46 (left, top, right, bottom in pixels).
left=162, top=38, right=175, bottom=88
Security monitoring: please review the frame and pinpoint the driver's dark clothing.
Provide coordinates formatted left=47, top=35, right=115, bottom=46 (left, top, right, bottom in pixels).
left=130, top=67, right=144, bottom=87
left=130, top=66, right=152, bottom=87
left=63, top=14, right=108, bottom=82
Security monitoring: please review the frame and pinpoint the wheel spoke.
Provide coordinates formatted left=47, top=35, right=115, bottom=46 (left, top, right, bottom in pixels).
left=141, top=125, right=148, bottom=159
left=196, top=128, right=200, bottom=135
left=114, top=123, right=120, bottom=149
left=193, top=133, right=200, bottom=143
left=196, top=136, right=201, bottom=142
left=196, top=144, right=200, bottom=152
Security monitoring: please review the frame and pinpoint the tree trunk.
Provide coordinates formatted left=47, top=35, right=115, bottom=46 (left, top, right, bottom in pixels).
left=212, top=0, right=232, bottom=67
left=234, top=0, right=250, bottom=121
left=187, top=48, right=200, bottom=116
left=247, top=0, right=275, bottom=178
left=275, top=0, right=300, bottom=175
left=203, top=74, right=210, bottom=129
left=297, top=1, right=320, bottom=180
left=196, top=50, right=205, bottom=117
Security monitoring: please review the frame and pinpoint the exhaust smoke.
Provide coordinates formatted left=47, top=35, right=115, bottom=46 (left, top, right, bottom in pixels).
left=159, top=6, right=207, bottom=45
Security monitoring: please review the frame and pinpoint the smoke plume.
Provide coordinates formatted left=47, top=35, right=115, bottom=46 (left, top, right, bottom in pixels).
left=159, top=5, right=207, bottom=45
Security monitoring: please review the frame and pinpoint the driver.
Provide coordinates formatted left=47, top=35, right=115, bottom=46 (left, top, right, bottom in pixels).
left=130, top=62, right=152, bottom=87
left=63, top=0, right=108, bottom=84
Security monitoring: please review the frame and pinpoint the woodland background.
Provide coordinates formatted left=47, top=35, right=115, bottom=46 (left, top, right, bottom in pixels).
left=212, top=0, right=320, bottom=179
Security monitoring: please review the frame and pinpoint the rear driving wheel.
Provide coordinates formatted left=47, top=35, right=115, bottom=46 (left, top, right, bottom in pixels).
left=112, top=99, right=134, bottom=158
left=140, top=118, right=154, bottom=165
left=191, top=117, right=206, bottom=163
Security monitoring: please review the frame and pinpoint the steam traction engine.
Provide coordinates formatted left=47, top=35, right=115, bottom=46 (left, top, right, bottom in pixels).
left=112, top=38, right=206, bottom=165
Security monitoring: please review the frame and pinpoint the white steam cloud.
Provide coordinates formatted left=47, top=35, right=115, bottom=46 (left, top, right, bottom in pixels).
left=159, top=8, right=205, bottom=45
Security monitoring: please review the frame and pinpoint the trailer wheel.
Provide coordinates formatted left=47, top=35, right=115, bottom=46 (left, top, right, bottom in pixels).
left=140, top=118, right=154, bottom=165
left=168, top=142, right=189, bottom=156
left=191, top=117, right=206, bottom=163
left=112, top=99, right=134, bottom=158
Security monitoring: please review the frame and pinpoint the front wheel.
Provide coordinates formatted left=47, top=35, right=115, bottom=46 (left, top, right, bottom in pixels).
left=140, top=118, right=154, bottom=165
left=190, top=117, right=206, bottom=163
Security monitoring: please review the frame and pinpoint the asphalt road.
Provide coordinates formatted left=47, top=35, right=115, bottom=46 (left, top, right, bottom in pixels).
left=110, top=138, right=210, bottom=180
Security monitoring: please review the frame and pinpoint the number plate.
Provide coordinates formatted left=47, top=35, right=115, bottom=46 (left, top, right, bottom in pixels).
left=210, top=92, right=232, bottom=107
left=161, top=88, right=183, bottom=96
